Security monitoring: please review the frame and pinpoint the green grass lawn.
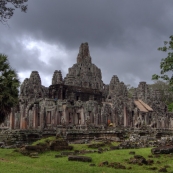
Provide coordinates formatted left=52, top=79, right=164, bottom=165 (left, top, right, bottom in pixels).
left=0, top=146, right=173, bottom=173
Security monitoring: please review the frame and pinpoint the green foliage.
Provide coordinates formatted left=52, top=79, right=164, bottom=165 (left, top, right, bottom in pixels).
left=149, top=80, right=173, bottom=105
left=1, top=147, right=173, bottom=173
left=0, top=54, right=20, bottom=123
left=0, top=0, right=28, bottom=23
left=32, top=136, right=56, bottom=146
left=126, top=84, right=135, bottom=98
left=168, top=102, right=173, bottom=112
left=152, top=35, right=173, bottom=88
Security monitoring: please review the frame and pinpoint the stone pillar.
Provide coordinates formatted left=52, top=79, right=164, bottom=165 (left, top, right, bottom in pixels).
left=62, top=105, right=66, bottom=125
left=22, top=117, right=27, bottom=129
left=63, top=109, right=68, bottom=125
left=10, top=108, right=15, bottom=129
left=52, top=110, right=55, bottom=127
left=124, top=106, right=127, bottom=127
left=113, top=111, right=117, bottom=126
left=54, top=109, right=58, bottom=126
left=33, top=104, right=38, bottom=129
left=57, top=111, right=61, bottom=125
left=40, top=110, right=44, bottom=130
left=60, top=87, right=63, bottom=99
left=100, top=111, right=104, bottom=125
left=81, top=108, right=84, bottom=125
left=20, top=104, right=25, bottom=129
left=94, top=111, right=98, bottom=125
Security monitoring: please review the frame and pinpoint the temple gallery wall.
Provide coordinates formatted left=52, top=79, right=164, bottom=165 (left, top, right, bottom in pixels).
left=3, top=43, right=173, bottom=130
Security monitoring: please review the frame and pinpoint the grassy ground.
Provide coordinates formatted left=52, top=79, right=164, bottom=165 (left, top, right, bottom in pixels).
left=0, top=145, right=173, bottom=173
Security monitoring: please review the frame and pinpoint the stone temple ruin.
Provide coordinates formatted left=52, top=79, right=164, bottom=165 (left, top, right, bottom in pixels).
left=2, top=42, right=173, bottom=133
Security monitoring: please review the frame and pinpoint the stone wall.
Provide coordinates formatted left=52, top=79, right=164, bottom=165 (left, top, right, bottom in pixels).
left=3, top=43, right=173, bottom=131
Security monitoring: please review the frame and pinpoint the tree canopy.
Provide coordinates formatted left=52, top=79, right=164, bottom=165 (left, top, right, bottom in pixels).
left=152, top=35, right=173, bottom=86
left=0, top=0, right=28, bottom=23
left=149, top=80, right=173, bottom=104
left=0, top=54, right=20, bottom=123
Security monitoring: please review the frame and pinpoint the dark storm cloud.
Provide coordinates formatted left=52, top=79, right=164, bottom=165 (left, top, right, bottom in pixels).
left=9, top=0, right=173, bottom=48
left=0, top=0, right=173, bottom=87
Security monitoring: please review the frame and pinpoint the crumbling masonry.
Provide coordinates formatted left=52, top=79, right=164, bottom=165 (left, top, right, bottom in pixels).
left=3, top=43, right=173, bottom=130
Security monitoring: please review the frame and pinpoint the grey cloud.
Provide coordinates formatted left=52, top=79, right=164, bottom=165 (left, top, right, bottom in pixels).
left=0, top=0, right=173, bottom=87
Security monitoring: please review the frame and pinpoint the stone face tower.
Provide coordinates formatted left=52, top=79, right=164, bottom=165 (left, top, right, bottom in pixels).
left=107, top=75, right=128, bottom=100
left=64, top=42, right=104, bottom=91
left=52, top=70, right=63, bottom=85
left=20, top=71, right=48, bottom=101
left=77, top=42, right=91, bottom=63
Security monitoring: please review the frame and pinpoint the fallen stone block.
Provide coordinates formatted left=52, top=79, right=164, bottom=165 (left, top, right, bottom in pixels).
left=151, top=145, right=173, bottom=154
left=110, top=146, right=119, bottom=150
left=61, top=151, right=75, bottom=156
left=108, top=162, right=126, bottom=169
left=68, top=155, right=92, bottom=162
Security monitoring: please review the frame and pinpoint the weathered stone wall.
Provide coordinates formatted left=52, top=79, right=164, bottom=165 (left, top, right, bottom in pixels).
left=3, top=42, right=173, bottom=131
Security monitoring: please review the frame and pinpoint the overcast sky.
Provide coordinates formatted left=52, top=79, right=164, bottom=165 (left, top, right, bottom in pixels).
left=0, top=0, right=173, bottom=87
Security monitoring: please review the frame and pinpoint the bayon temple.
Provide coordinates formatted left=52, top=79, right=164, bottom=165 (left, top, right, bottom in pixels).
left=3, top=43, right=173, bottom=130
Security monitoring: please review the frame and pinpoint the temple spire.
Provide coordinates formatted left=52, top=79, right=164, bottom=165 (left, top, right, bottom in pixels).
left=77, top=42, right=91, bottom=63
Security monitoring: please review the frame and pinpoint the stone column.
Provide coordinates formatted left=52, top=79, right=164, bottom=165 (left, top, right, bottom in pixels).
left=57, top=111, right=61, bottom=125
left=113, top=111, right=117, bottom=126
left=81, top=108, right=84, bottom=125
left=17, top=112, right=21, bottom=129
left=101, top=112, right=105, bottom=125
left=40, top=110, right=44, bottom=130
left=61, top=87, right=63, bottom=99
left=33, top=104, right=38, bottom=129
left=65, top=109, right=68, bottom=125
left=10, top=108, right=15, bottom=129
left=51, top=110, right=55, bottom=127
left=20, top=104, right=25, bottom=129
left=54, top=109, right=58, bottom=126
left=124, top=106, right=127, bottom=127
left=62, top=105, right=67, bottom=125
left=22, top=117, right=27, bottom=129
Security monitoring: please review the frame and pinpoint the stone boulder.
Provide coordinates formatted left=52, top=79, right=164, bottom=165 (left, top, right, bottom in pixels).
left=108, top=162, right=126, bottom=169
left=19, top=138, right=73, bottom=155
left=128, top=155, right=148, bottom=165
left=151, top=145, right=173, bottom=154
left=50, top=139, right=73, bottom=151
left=68, top=155, right=92, bottom=162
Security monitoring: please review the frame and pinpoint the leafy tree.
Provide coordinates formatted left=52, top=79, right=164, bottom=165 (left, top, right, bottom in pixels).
left=0, top=0, right=28, bottom=23
left=168, top=102, right=173, bottom=112
left=0, top=54, right=20, bottom=123
left=152, top=35, right=173, bottom=87
left=149, top=80, right=173, bottom=105
left=126, top=84, right=135, bottom=98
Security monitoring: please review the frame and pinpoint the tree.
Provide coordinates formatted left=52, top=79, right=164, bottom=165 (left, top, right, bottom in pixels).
left=148, top=80, right=173, bottom=105
left=0, top=54, right=20, bottom=123
left=126, top=84, right=135, bottom=98
left=152, top=35, right=173, bottom=87
left=0, top=0, right=28, bottom=23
